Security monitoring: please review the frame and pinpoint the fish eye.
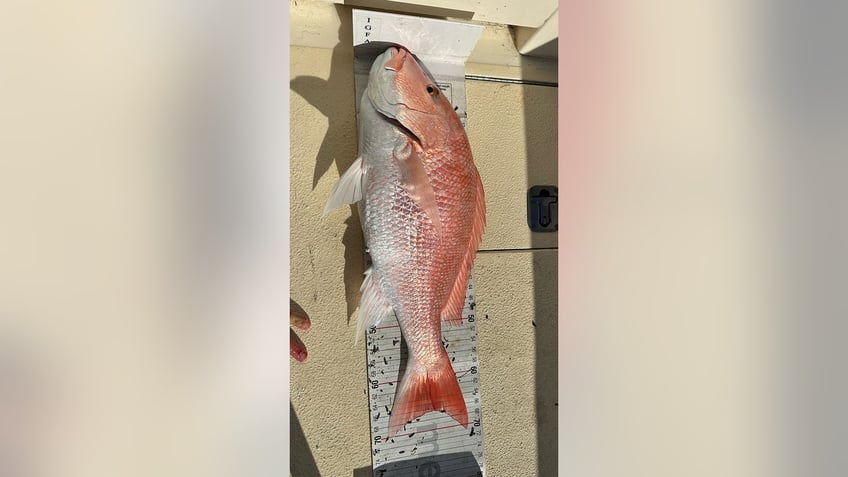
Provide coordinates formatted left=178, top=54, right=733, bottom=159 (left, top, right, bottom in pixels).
left=426, top=85, right=439, bottom=97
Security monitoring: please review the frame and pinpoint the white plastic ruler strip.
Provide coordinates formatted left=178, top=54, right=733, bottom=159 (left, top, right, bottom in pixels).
left=365, top=274, right=485, bottom=477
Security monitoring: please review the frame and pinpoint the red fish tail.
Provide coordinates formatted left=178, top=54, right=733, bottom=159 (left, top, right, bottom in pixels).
left=388, top=356, right=468, bottom=437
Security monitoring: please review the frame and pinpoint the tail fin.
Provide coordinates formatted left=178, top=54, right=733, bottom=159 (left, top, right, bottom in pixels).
left=388, top=356, right=468, bottom=437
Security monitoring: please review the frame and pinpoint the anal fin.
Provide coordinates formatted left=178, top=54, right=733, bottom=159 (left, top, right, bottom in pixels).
left=355, top=267, right=395, bottom=344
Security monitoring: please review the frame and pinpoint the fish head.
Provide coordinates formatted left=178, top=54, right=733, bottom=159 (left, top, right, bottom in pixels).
left=366, top=46, right=458, bottom=148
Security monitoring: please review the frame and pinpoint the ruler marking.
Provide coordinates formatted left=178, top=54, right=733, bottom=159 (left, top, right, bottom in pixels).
left=392, top=423, right=465, bottom=438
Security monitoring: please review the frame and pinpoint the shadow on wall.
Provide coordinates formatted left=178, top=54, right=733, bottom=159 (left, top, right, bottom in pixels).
left=290, top=402, right=321, bottom=477
left=352, top=466, right=372, bottom=477
left=290, top=4, right=356, bottom=191
left=520, top=52, right=559, bottom=475
left=290, top=4, right=365, bottom=322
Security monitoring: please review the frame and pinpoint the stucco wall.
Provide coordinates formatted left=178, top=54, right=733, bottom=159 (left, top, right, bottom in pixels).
left=289, top=1, right=558, bottom=475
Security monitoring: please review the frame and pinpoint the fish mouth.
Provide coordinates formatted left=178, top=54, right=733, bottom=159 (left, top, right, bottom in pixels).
left=373, top=46, right=422, bottom=145
left=384, top=46, right=408, bottom=72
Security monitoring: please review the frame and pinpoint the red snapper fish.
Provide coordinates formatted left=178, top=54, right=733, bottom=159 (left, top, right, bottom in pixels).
left=324, top=46, right=486, bottom=437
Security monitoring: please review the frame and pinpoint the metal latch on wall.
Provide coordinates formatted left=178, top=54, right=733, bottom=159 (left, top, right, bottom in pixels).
left=527, top=185, right=558, bottom=232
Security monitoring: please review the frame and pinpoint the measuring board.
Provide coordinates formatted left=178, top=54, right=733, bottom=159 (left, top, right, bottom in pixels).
left=349, top=9, right=486, bottom=476
left=365, top=273, right=485, bottom=477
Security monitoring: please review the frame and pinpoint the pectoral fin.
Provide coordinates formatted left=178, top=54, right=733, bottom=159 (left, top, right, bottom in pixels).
left=323, top=157, right=364, bottom=216
left=394, top=141, right=442, bottom=236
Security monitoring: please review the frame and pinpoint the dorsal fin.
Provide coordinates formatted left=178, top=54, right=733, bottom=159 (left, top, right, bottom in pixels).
left=441, top=169, right=486, bottom=325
